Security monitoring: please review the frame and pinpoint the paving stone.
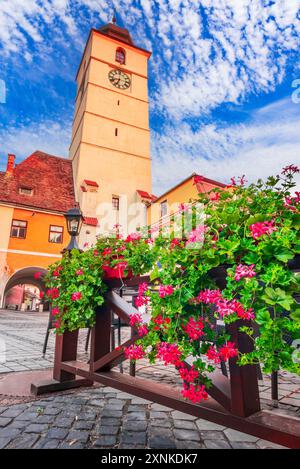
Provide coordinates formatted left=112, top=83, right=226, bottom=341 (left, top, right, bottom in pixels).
left=98, top=425, right=119, bottom=435
left=151, top=418, right=172, bottom=428
left=60, top=441, right=86, bottom=449
left=224, top=428, right=259, bottom=442
left=77, top=412, right=97, bottom=421
left=199, top=430, right=227, bottom=440
left=100, top=409, right=123, bottom=418
left=173, top=419, right=197, bottom=430
left=204, top=439, right=232, bottom=449
left=73, top=420, right=94, bottom=431
left=120, top=431, right=146, bottom=445
left=150, top=403, right=173, bottom=412
left=149, top=436, right=177, bottom=449
left=7, top=433, right=39, bottom=449
left=127, top=404, right=147, bottom=412
left=24, top=424, right=49, bottom=434
left=122, top=421, right=147, bottom=432
left=53, top=417, right=75, bottom=427
left=67, top=430, right=90, bottom=444
left=94, top=435, right=117, bottom=447
left=256, top=439, right=286, bottom=449
left=0, top=417, right=12, bottom=428
left=88, top=399, right=105, bottom=407
left=34, top=438, right=61, bottom=449
left=0, top=437, right=11, bottom=449
left=130, top=397, right=151, bottom=405
left=176, top=440, right=205, bottom=449
left=46, top=428, right=69, bottom=439
left=0, top=428, right=21, bottom=439
left=171, top=411, right=197, bottom=421
left=173, top=429, right=201, bottom=442
left=104, top=403, right=125, bottom=411
left=1, top=408, right=24, bottom=418
left=231, top=442, right=258, bottom=449
left=15, top=412, right=38, bottom=421
left=195, top=419, right=226, bottom=431
left=125, top=411, right=146, bottom=421
left=100, top=417, right=122, bottom=427
left=150, top=411, right=169, bottom=419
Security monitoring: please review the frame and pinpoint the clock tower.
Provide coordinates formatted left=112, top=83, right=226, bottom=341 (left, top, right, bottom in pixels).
left=69, top=20, right=152, bottom=242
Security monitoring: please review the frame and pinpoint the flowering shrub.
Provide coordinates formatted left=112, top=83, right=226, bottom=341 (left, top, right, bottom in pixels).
left=45, top=167, right=300, bottom=403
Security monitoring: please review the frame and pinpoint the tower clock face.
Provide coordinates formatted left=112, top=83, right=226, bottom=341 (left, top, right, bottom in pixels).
left=108, top=69, right=131, bottom=90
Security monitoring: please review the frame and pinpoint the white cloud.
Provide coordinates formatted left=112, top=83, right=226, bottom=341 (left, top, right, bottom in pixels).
left=152, top=98, right=300, bottom=194
left=0, top=118, right=71, bottom=170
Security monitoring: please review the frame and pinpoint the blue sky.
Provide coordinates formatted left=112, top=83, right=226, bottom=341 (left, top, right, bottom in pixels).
left=0, top=0, right=299, bottom=194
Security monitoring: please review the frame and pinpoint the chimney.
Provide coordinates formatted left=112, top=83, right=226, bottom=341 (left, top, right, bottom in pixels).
left=6, top=154, right=15, bottom=174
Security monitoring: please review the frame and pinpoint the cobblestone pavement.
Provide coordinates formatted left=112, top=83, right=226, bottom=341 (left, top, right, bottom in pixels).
left=0, top=310, right=89, bottom=373
left=0, top=385, right=288, bottom=449
left=0, top=309, right=299, bottom=449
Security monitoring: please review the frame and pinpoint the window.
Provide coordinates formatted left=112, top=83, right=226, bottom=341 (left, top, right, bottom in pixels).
left=160, top=200, right=168, bottom=218
left=112, top=196, right=120, bottom=211
left=11, top=220, right=27, bottom=239
left=19, top=187, right=33, bottom=196
left=115, top=128, right=118, bottom=136
left=115, top=48, right=126, bottom=64
left=49, top=225, right=64, bottom=244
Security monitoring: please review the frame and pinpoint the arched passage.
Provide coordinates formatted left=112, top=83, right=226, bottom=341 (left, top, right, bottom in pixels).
left=2, top=267, right=48, bottom=312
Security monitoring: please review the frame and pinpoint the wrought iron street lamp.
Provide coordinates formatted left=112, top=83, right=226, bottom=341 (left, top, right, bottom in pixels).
left=63, top=206, right=83, bottom=253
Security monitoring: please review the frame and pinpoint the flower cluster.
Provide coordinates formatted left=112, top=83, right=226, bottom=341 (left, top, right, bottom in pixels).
left=152, top=315, right=171, bottom=330
left=71, top=292, right=82, bottom=301
left=158, top=285, right=174, bottom=298
left=46, top=287, right=60, bottom=299
left=135, top=282, right=150, bottom=308
left=125, top=344, right=145, bottom=361
left=182, top=317, right=205, bottom=341
left=249, top=221, right=277, bottom=240
left=206, top=342, right=238, bottom=363
left=178, top=365, right=199, bottom=383
left=157, top=342, right=182, bottom=366
left=234, top=264, right=256, bottom=281
left=197, top=289, right=255, bottom=321
left=181, top=383, right=208, bottom=403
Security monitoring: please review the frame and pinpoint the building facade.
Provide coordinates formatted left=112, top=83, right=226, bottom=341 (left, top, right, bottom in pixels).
left=0, top=152, right=75, bottom=309
left=69, top=21, right=153, bottom=240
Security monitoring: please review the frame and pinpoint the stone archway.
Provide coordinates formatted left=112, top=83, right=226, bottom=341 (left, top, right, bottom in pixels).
left=2, top=267, right=48, bottom=311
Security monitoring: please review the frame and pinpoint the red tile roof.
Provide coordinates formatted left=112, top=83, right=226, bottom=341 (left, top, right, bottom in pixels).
left=0, top=151, right=75, bottom=213
left=83, top=217, right=98, bottom=226
left=84, top=179, right=99, bottom=187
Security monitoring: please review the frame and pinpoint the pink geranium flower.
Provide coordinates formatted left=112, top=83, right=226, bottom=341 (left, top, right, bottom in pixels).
left=181, top=383, right=208, bottom=403
left=158, top=285, right=174, bottom=298
left=71, top=292, right=82, bottom=301
left=234, top=264, right=256, bottom=281
left=125, top=344, right=145, bottom=361
left=34, top=271, right=42, bottom=279
left=157, top=343, right=182, bottom=366
left=249, top=221, right=277, bottom=240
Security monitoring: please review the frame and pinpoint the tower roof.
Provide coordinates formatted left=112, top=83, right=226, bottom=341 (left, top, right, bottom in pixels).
left=98, top=22, right=134, bottom=46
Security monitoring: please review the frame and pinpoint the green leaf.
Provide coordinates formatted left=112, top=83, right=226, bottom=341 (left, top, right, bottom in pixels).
left=256, top=310, right=271, bottom=325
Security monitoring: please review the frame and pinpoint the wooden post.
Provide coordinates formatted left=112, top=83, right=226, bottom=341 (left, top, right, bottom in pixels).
left=53, top=330, right=79, bottom=382
left=90, top=303, right=112, bottom=372
left=226, top=320, right=261, bottom=417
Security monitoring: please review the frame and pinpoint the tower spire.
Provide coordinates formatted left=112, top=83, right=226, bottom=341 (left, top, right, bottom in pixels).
left=112, top=9, right=117, bottom=24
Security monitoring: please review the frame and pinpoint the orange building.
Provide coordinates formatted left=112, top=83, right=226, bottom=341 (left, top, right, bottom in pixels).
left=147, top=173, right=226, bottom=230
left=0, top=152, right=75, bottom=310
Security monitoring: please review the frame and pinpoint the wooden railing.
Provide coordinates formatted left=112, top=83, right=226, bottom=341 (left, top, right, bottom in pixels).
left=31, top=276, right=300, bottom=448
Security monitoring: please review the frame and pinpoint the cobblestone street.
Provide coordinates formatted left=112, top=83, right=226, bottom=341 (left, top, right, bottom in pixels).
left=0, top=309, right=299, bottom=449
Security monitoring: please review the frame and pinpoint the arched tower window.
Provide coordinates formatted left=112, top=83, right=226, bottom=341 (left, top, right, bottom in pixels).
left=115, top=47, right=126, bottom=65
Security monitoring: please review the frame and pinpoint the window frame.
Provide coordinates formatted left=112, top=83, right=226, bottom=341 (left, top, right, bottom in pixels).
left=10, top=219, right=28, bottom=239
left=112, top=195, right=120, bottom=211
left=115, top=47, right=126, bottom=65
left=48, top=225, right=64, bottom=244
left=160, top=200, right=168, bottom=218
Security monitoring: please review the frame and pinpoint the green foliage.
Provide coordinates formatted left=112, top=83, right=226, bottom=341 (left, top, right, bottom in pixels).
left=45, top=167, right=300, bottom=379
